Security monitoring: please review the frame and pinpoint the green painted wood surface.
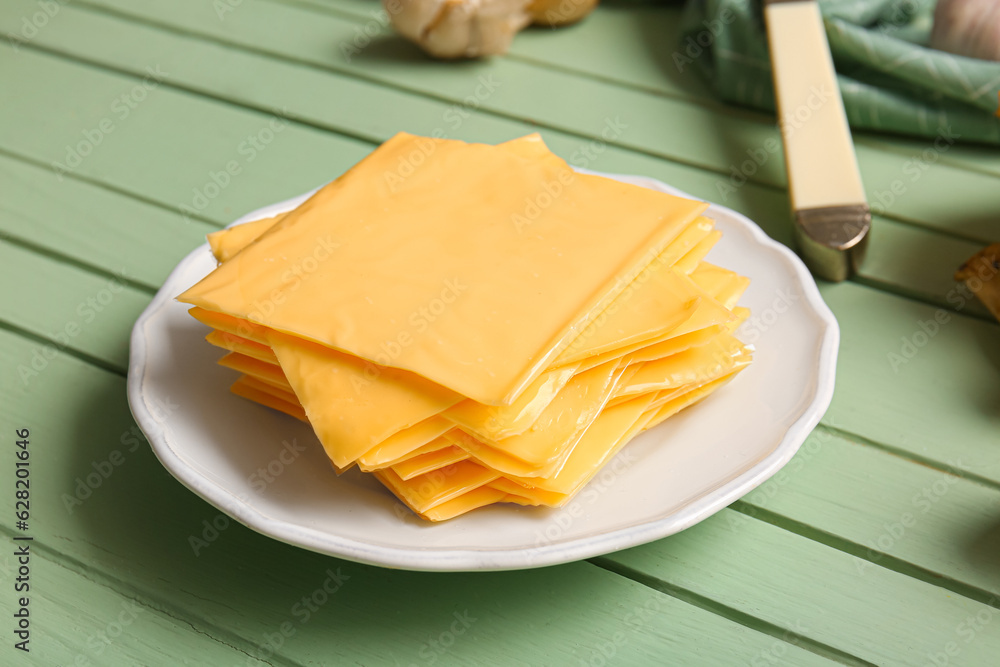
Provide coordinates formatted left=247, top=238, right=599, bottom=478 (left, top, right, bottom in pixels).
left=1, top=0, right=999, bottom=664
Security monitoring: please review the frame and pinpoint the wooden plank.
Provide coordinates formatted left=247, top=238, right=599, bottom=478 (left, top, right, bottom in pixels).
left=601, top=507, right=1000, bottom=666
left=818, top=281, right=1000, bottom=485
left=737, top=428, right=1000, bottom=600
left=0, top=46, right=375, bottom=227
left=0, top=332, right=837, bottom=666
left=65, top=0, right=1000, bottom=243
left=0, top=543, right=272, bottom=666
left=0, top=14, right=991, bottom=322
left=0, top=153, right=215, bottom=290
left=0, top=240, right=150, bottom=371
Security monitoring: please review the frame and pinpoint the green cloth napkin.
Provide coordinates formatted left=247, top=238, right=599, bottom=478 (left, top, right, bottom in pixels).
left=680, top=0, right=1000, bottom=144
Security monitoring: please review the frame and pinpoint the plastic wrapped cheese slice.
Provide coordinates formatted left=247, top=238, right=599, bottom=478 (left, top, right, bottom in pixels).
left=674, top=230, right=722, bottom=274
left=179, top=132, right=709, bottom=406
left=267, top=331, right=463, bottom=469
left=372, top=435, right=453, bottom=469
left=356, top=417, right=453, bottom=470
left=233, top=372, right=300, bottom=407
left=421, top=486, right=509, bottom=522
left=449, top=359, right=623, bottom=472
left=690, top=263, right=750, bottom=310
left=218, top=352, right=293, bottom=393
left=442, top=363, right=579, bottom=442
left=230, top=376, right=306, bottom=422
left=551, top=263, right=701, bottom=366
left=190, top=307, right=270, bottom=345
left=204, top=212, right=709, bottom=395
left=507, top=392, right=657, bottom=498
left=614, top=334, right=746, bottom=400
left=207, top=213, right=286, bottom=263
left=205, top=329, right=278, bottom=365
left=571, top=272, right=737, bottom=373
left=391, top=445, right=469, bottom=481
left=374, top=460, right=500, bottom=513
left=641, top=369, right=746, bottom=432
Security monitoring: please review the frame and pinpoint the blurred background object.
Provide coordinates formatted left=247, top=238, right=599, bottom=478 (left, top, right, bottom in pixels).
left=680, top=0, right=1000, bottom=144
left=931, top=0, right=1000, bottom=61
left=387, top=0, right=600, bottom=58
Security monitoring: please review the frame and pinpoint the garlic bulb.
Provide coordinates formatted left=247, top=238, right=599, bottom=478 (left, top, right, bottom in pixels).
left=388, top=0, right=533, bottom=59
left=930, top=0, right=1000, bottom=61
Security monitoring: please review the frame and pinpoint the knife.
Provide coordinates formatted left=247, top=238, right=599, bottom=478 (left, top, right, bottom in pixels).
left=764, top=0, right=870, bottom=282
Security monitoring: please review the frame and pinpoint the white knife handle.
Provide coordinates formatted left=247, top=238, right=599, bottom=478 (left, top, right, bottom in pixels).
left=765, top=0, right=870, bottom=281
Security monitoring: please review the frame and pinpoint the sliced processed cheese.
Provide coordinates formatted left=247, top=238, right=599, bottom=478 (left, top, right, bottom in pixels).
left=690, top=263, right=750, bottom=310
left=206, top=329, right=279, bottom=365
left=187, top=133, right=756, bottom=522
left=443, top=363, right=580, bottom=441
left=218, top=352, right=293, bottom=393
left=509, top=393, right=656, bottom=496
left=356, top=417, right=454, bottom=469
left=614, top=334, right=745, bottom=400
left=454, top=359, right=622, bottom=469
left=230, top=376, right=306, bottom=422
left=391, top=445, right=469, bottom=481
left=180, top=132, right=708, bottom=405
left=206, top=211, right=711, bottom=377
left=421, top=485, right=508, bottom=522
left=207, top=214, right=286, bottom=263
left=267, top=331, right=462, bottom=468
left=375, top=461, right=499, bottom=512
left=674, top=230, right=722, bottom=274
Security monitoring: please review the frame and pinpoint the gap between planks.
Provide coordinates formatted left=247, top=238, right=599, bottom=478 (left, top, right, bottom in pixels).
left=589, top=557, right=875, bottom=667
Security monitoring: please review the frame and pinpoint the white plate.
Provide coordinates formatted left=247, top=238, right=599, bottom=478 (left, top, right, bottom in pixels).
left=128, top=171, right=838, bottom=572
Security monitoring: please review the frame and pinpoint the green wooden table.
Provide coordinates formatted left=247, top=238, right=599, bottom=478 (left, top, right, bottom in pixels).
left=2, top=0, right=999, bottom=664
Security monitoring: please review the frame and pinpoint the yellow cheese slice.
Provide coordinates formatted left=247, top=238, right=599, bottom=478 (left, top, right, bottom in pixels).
left=371, top=435, right=452, bottom=469
left=690, top=263, right=750, bottom=310
left=206, top=211, right=711, bottom=381
left=391, top=445, right=469, bottom=481
left=356, top=417, right=453, bottom=470
left=442, top=363, right=579, bottom=442
left=375, top=460, right=500, bottom=512
left=267, top=331, right=462, bottom=469
left=230, top=376, right=307, bottom=422
left=218, top=352, right=294, bottom=393
left=205, top=329, right=279, bottom=365
left=207, top=214, right=286, bottom=263
left=450, top=359, right=622, bottom=472
left=614, top=334, right=745, bottom=400
left=233, top=372, right=299, bottom=406
left=571, top=271, right=736, bottom=374
left=179, top=132, right=709, bottom=406
left=510, top=392, right=656, bottom=497
left=420, top=485, right=509, bottom=522
left=189, top=307, right=270, bottom=346
left=624, top=325, right=726, bottom=366
left=488, top=477, right=566, bottom=506
left=552, top=267, right=701, bottom=366
left=641, top=370, right=745, bottom=431
left=674, top=230, right=722, bottom=274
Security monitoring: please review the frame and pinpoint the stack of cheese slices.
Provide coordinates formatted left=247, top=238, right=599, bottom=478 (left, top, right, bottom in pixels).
left=179, top=132, right=753, bottom=521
